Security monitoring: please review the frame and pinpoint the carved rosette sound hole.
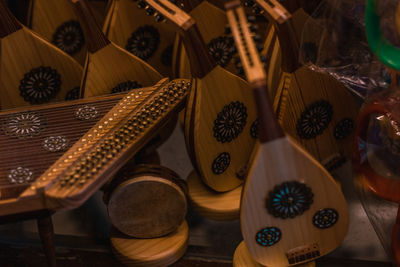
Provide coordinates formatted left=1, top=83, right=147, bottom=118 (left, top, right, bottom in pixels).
left=43, top=136, right=69, bottom=152
left=250, top=119, right=259, bottom=139
left=266, top=181, right=314, bottom=219
left=8, top=167, right=33, bottom=184
left=75, top=105, right=98, bottom=120
left=52, top=20, right=84, bottom=55
left=313, top=208, right=339, bottom=229
left=255, top=227, right=281, bottom=247
left=213, top=101, right=247, bottom=143
left=19, top=66, right=61, bottom=104
left=111, top=81, right=142, bottom=94
left=126, top=25, right=160, bottom=60
left=207, top=36, right=236, bottom=67
left=2, top=113, right=46, bottom=139
left=161, top=45, right=173, bottom=66
left=296, top=100, right=333, bottom=139
left=334, top=118, right=354, bottom=140
left=212, top=152, right=230, bottom=175
left=65, top=87, right=80, bottom=101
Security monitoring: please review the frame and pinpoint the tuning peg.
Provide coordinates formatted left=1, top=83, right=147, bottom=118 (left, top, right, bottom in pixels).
left=252, top=5, right=262, bottom=14
left=155, top=13, right=165, bottom=22
left=244, top=0, right=255, bottom=7
left=137, top=1, right=147, bottom=9
left=146, top=6, right=156, bottom=15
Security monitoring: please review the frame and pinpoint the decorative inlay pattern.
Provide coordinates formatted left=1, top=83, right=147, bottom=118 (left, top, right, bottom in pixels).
left=250, top=119, right=259, bottom=139
left=207, top=36, right=236, bottom=67
left=212, top=152, right=231, bottom=175
left=65, top=87, right=80, bottom=101
left=213, top=101, right=247, bottom=143
left=266, top=181, right=314, bottom=219
left=126, top=25, right=160, bottom=60
left=8, top=167, right=33, bottom=184
left=75, top=105, right=98, bottom=121
left=296, top=100, right=333, bottom=139
left=52, top=20, right=85, bottom=55
left=49, top=80, right=191, bottom=187
left=255, top=227, right=281, bottom=247
left=333, top=118, right=354, bottom=140
left=313, top=208, right=339, bottom=229
left=19, top=66, right=61, bottom=104
left=43, top=136, right=69, bottom=152
left=2, top=113, right=46, bottom=139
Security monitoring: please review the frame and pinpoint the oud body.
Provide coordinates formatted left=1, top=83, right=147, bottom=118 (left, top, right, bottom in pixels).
left=71, top=0, right=162, bottom=98
left=0, top=0, right=83, bottom=109
left=104, top=0, right=178, bottom=77
left=254, top=2, right=360, bottom=172
left=28, top=0, right=88, bottom=64
left=227, top=2, right=349, bottom=266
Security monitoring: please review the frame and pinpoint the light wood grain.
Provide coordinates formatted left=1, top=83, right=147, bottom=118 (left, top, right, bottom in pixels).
left=228, top=5, right=349, bottom=266
left=174, top=1, right=248, bottom=78
left=149, top=0, right=257, bottom=192
left=0, top=28, right=83, bottom=109
left=71, top=0, right=163, bottom=98
left=189, top=66, right=257, bottom=191
left=104, top=0, right=178, bottom=77
left=241, top=137, right=349, bottom=267
left=264, top=8, right=360, bottom=171
left=233, top=241, right=316, bottom=267
left=82, top=44, right=163, bottom=97
left=28, top=0, right=87, bottom=64
left=111, top=220, right=189, bottom=267
left=187, top=170, right=241, bottom=221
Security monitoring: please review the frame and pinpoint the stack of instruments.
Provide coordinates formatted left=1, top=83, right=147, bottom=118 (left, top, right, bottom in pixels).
left=0, top=0, right=398, bottom=266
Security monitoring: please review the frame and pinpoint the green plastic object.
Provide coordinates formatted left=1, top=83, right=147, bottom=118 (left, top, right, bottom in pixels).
left=366, top=0, right=400, bottom=70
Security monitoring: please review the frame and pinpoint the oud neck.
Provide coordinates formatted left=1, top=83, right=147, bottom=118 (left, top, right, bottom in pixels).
left=146, top=0, right=216, bottom=78
left=226, top=1, right=284, bottom=143
left=0, top=0, right=22, bottom=38
left=255, top=0, right=299, bottom=72
left=71, top=0, right=110, bottom=53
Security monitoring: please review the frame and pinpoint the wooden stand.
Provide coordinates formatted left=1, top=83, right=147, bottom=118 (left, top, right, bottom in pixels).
left=110, top=221, right=189, bottom=267
left=187, top=171, right=241, bottom=221
left=37, top=215, right=57, bottom=267
left=233, top=241, right=316, bottom=267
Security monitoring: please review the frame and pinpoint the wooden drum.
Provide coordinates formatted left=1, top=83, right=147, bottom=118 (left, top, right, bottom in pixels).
left=104, top=164, right=187, bottom=238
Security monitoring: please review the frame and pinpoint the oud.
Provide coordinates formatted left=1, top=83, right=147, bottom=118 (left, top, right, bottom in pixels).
left=28, top=0, right=88, bottom=65
left=255, top=0, right=360, bottom=172
left=174, top=0, right=270, bottom=80
left=71, top=0, right=163, bottom=98
left=145, top=0, right=258, bottom=192
left=103, top=0, right=180, bottom=77
left=227, top=2, right=349, bottom=266
left=0, top=0, right=83, bottom=109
